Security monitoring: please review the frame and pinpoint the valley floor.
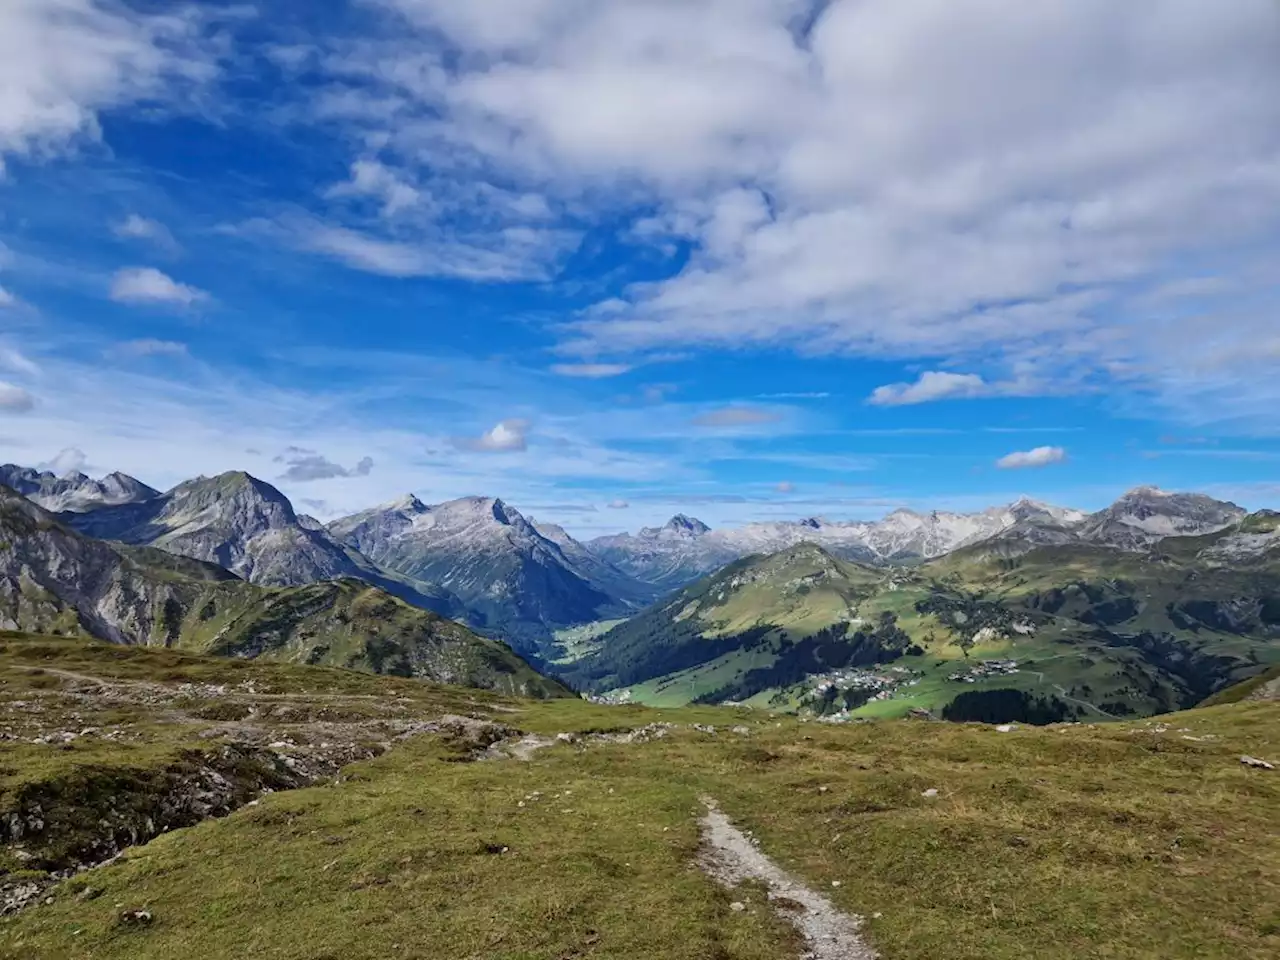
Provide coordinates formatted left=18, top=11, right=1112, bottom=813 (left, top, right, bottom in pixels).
left=1, top=635, right=1278, bottom=959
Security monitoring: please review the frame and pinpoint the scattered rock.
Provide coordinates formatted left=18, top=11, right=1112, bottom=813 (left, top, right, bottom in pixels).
left=921, top=788, right=939, bottom=799
left=995, top=724, right=1017, bottom=733
left=1240, top=755, right=1275, bottom=770
left=730, top=901, right=746, bottom=913
left=117, top=908, right=153, bottom=927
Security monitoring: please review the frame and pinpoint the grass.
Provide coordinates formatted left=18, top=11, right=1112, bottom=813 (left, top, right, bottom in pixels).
left=2, top=635, right=1279, bottom=959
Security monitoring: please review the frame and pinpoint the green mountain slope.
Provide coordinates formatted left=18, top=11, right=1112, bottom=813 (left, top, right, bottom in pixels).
left=0, top=486, right=568, bottom=698
left=564, top=545, right=916, bottom=699
left=566, top=527, right=1280, bottom=720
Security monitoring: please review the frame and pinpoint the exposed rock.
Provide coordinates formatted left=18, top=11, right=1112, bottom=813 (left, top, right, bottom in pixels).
left=1240, top=755, right=1275, bottom=770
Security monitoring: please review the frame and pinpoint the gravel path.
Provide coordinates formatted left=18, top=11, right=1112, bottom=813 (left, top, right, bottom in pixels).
left=699, top=798, right=877, bottom=960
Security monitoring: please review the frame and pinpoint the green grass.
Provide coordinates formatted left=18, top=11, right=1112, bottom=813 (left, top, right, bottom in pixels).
left=3, top=635, right=1279, bottom=959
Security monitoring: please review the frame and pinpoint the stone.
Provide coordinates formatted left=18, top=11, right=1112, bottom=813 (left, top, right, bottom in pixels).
left=730, top=901, right=746, bottom=912
left=921, top=788, right=939, bottom=799
left=1240, top=755, right=1275, bottom=770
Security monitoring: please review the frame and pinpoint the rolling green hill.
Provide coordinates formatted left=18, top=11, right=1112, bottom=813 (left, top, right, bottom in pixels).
left=563, top=523, right=1280, bottom=721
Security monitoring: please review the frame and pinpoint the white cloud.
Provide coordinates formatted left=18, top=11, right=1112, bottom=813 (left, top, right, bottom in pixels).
left=692, top=406, right=782, bottom=428
left=550, top=363, right=633, bottom=379
left=0, top=1, right=216, bottom=167
left=870, top=371, right=991, bottom=406
left=0, top=381, right=35, bottom=413
left=0, top=286, right=14, bottom=307
left=455, top=419, right=530, bottom=452
left=607, top=499, right=630, bottom=509
left=112, top=339, right=189, bottom=358
left=310, top=0, right=1280, bottom=424
left=996, top=446, right=1067, bottom=470
left=109, top=267, right=207, bottom=307
left=113, top=214, right=178, bottom=252
left=775, top=481, right=796, bottom=494
left=295, top=222, right=576, bottom=282
left=326, top=159, right=423, bottom=217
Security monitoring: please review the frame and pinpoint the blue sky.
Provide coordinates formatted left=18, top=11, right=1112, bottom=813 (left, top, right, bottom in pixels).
left=2, top=0, right=1279, bottom=536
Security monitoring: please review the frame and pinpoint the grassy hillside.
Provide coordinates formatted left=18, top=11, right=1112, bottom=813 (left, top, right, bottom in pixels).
left=563, top=534, right=1280, bottom=721
left=1, top=635, right=1277, bottom=959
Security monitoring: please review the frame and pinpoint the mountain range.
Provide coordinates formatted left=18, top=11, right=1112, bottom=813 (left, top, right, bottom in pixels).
left=0, top=485, right=565, bottom=697
left=567, top=509, right=1280, bottom=718
left=584, top=490, right=1242, bottom=587
left=0, top=460, right=1271, bottom=719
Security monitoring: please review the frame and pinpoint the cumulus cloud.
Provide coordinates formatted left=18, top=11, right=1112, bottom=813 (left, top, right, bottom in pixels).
left=996, top=446, right=1067, bottom=470
left=550, top=363, right=633, bottom=379
left=0, top=381, right=35, bottom=413
left=454, top=419, right=530, bottom=452
left=109, top=267, right=207, bottom=307
left=306, top=0, right=1280, bottom=422
left=691, top=406, right=782, bottom=428
left=274, top=447, right=375, bottom=482
left=0, top=0, right=216, bottom=167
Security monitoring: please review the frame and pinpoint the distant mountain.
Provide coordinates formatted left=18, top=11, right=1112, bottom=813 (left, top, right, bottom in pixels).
left=586, top=498, right=1089, bottom=590
left=961, top=488, right=1247, bottom=560
left=329, top=495, right=640, bottom=651
left=1078, top=487, right=1246, bottom=550
left=58, top=472, right=466, bottom=619
left=0, top=486, right=566, bottom=697
left=587, top=515, right=745, bottom=592
left=0, top=464, right=159, bottom=513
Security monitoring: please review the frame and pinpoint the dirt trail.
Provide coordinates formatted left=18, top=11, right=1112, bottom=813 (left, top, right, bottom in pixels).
left=698, top=798, right=877, bottom=960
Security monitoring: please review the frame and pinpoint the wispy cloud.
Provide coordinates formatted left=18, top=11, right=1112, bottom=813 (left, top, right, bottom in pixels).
left=691, top=406, right=782, bottom=428
left=550, top=363, right=633, bottom=379
left=110, top=339, right=189, bottom=359
left=0, top=347, right=39, bottom=376
left=113, top=215, right=179, bottom=253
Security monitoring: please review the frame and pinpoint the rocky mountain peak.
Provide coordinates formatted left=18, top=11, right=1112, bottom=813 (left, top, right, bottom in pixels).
left=664, top=514, right=711, bottom=536
left=389, top=493, right=428, bottom=513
